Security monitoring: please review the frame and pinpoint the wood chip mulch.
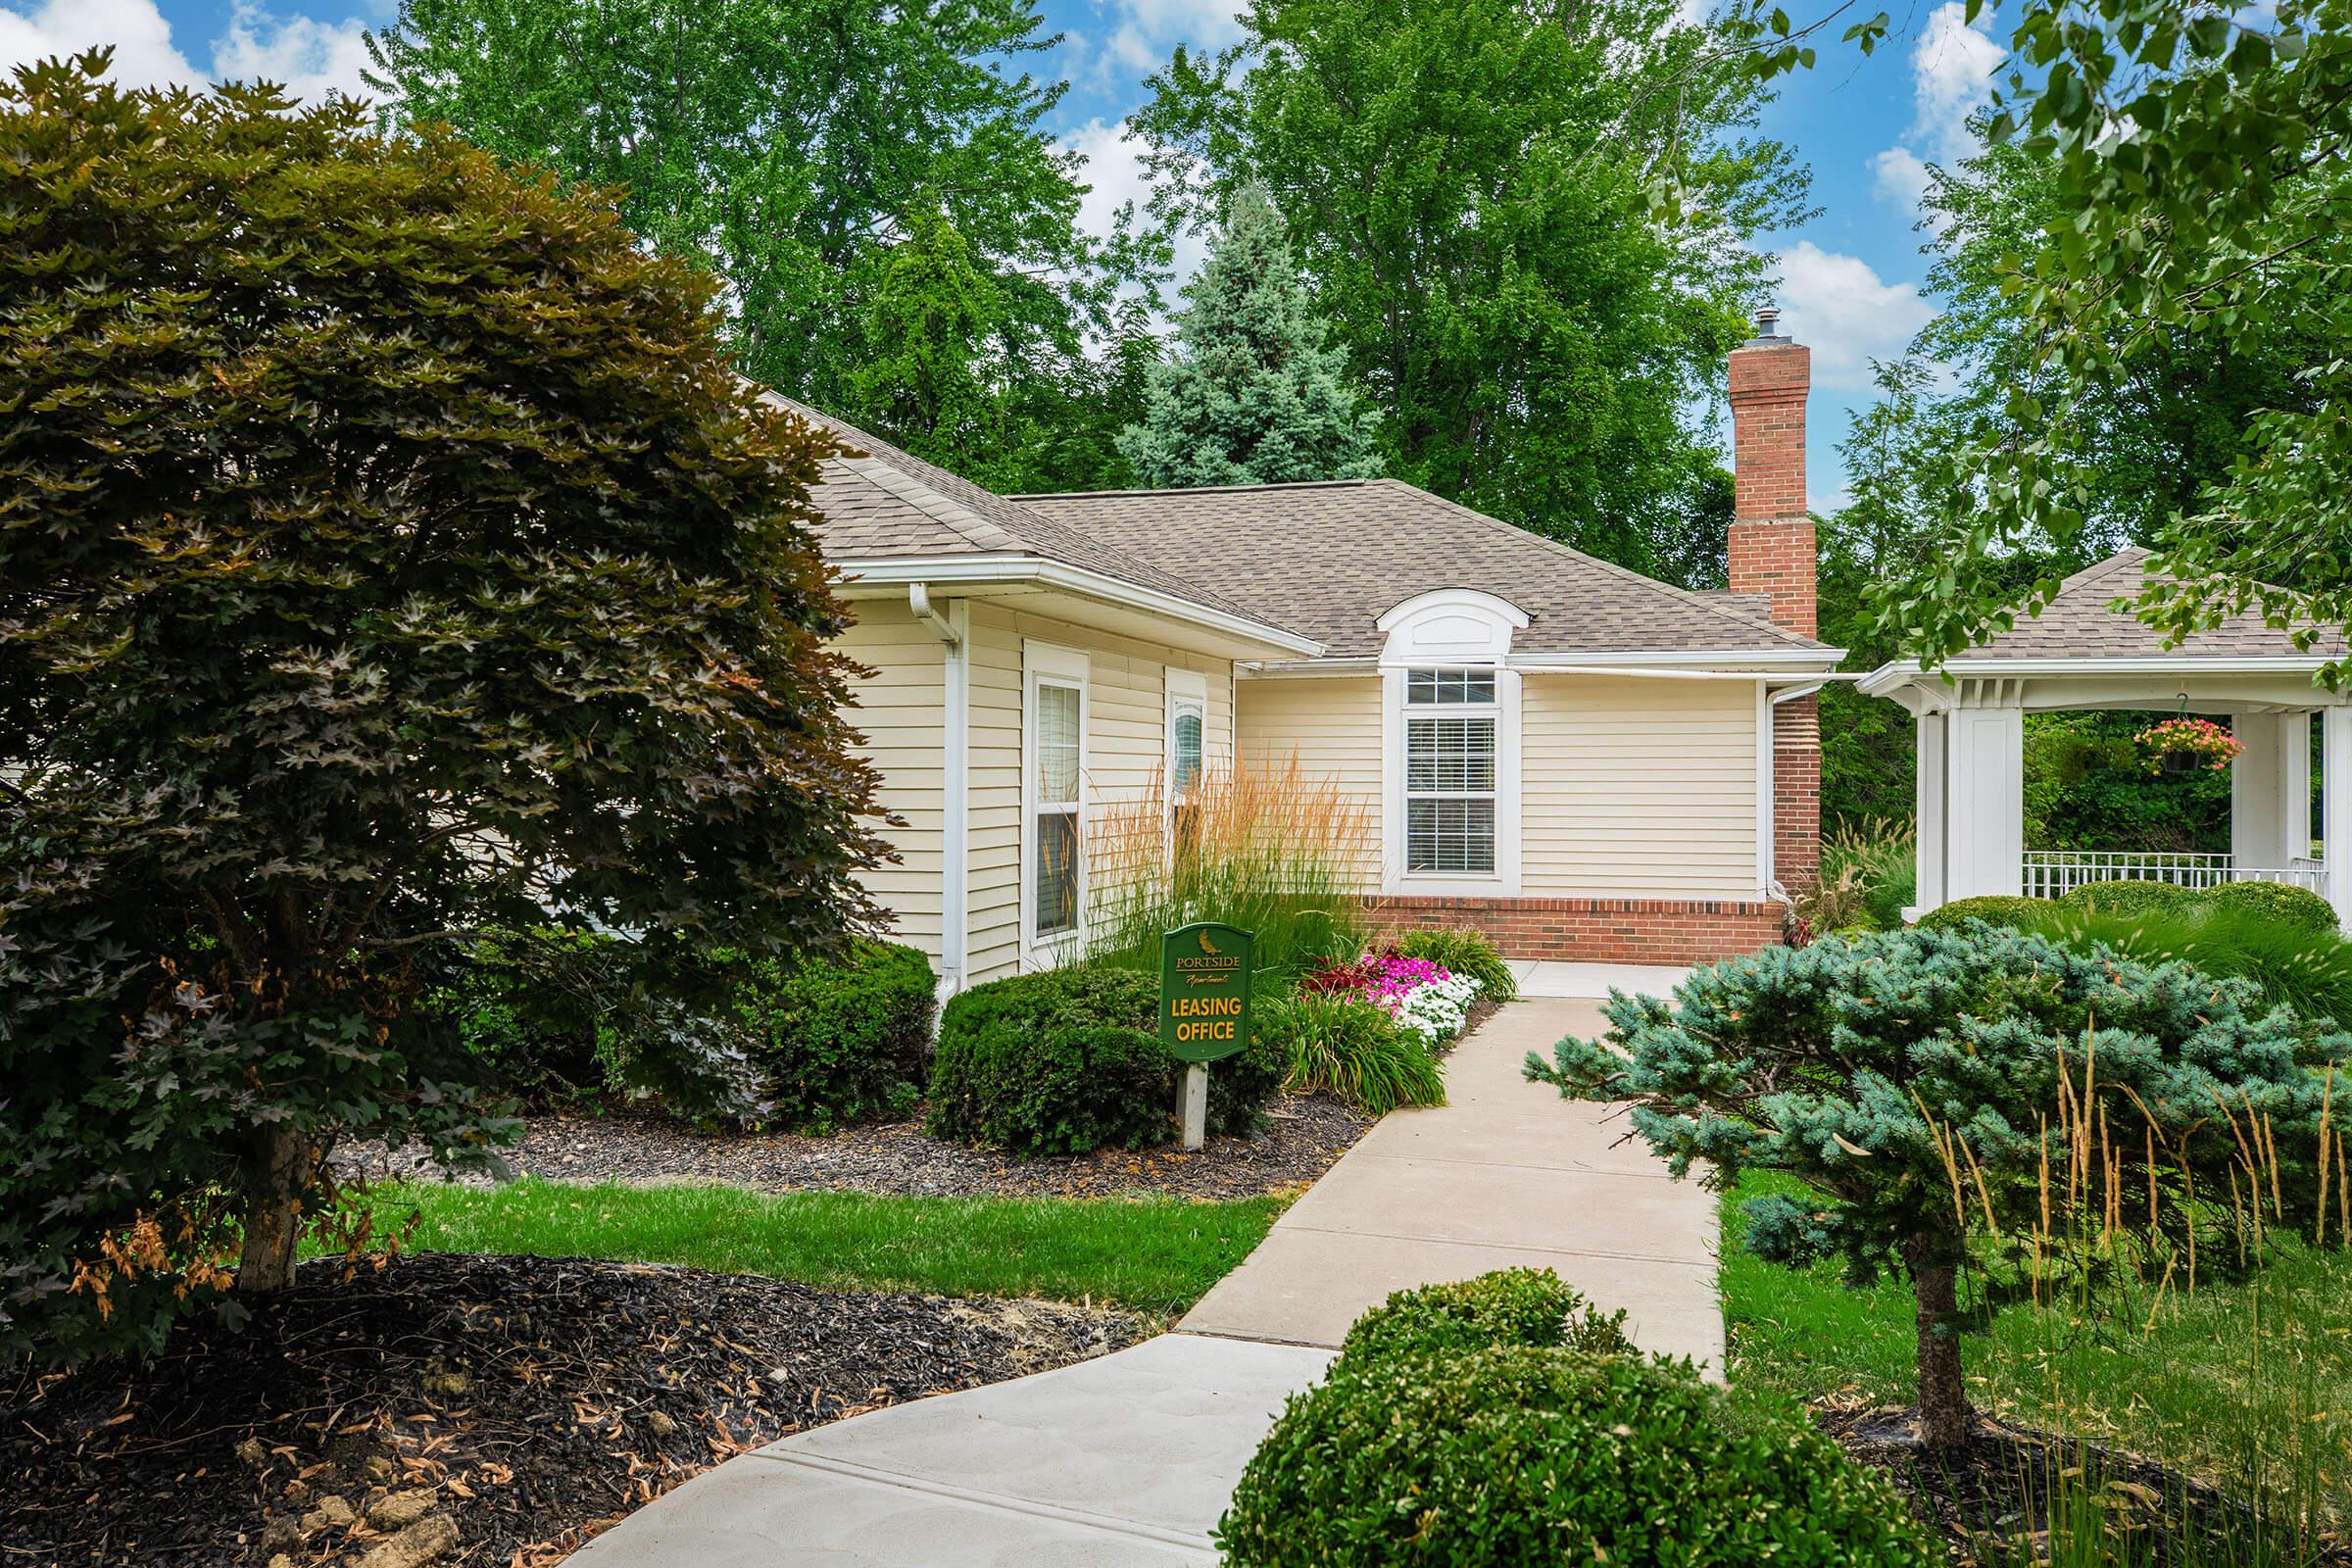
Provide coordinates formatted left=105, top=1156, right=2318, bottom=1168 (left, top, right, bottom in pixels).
left=1818, top=1402, right=2352, bottom=1566
left=346, top=1091, right=1374, bottom=1201
left=3, top=1251, right=1150, bottom=1568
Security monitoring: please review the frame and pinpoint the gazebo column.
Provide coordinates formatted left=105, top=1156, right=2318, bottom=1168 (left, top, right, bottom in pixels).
left=2325, top=708, right=2352, bottom=928
left=1914, top=710, right=1947, bottom=911
left=2231, top=710, right=2310, bottom=870
left=1945, top=692, right=2025, bottom=902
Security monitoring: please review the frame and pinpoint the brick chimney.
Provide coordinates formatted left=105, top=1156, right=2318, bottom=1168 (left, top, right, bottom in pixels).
left=1727, top=306, right=1815, bottom=637
left=1728, top=304, right=1820, bottom=895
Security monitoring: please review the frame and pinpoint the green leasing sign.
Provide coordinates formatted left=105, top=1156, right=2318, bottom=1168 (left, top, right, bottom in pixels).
left=1159, top=921, right=1253, bottom=1063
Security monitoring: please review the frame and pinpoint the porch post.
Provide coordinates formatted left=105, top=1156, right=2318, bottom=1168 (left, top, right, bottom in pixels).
left=1914, top=710, right=1947, bottom=913
left=2232, top=710, right=2287, bottom=867
left=1944, top=691, right=2025, bottom=902
left=2324, top=708, right=2352, bottom=928
left=2283, top=710, right=2313, bottom=862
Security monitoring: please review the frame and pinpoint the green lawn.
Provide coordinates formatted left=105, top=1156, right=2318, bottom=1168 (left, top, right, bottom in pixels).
left=338, top=1177, right=1283, bottom=1317
left=1719, top=1172, right=2352, bottom=1529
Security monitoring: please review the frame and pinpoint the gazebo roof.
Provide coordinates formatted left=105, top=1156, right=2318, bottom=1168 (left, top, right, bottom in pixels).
left=1859, top=547, right=2344, bottom=712
left=1966, top=547, right=2344, bottom=662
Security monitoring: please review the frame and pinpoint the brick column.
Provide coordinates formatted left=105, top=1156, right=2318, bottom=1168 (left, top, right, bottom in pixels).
left=1729, top=307, right=1820, bottom=892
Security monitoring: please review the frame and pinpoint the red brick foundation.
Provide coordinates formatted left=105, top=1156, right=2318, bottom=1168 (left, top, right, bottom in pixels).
left=1371, top=895, right=1788, bottom=963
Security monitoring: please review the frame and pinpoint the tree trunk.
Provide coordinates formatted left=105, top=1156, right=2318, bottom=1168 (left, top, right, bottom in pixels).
left=236, top=1126, right=318, bottom=1295
left=1907, top=1241, right=1977, bottom=1449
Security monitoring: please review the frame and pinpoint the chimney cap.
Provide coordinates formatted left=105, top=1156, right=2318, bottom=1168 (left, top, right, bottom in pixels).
left=1747, top=304, right=1787, bottom=343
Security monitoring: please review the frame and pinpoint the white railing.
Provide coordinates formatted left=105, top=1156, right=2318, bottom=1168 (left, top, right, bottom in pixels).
left=2021, top=850, right=2329, bottom=900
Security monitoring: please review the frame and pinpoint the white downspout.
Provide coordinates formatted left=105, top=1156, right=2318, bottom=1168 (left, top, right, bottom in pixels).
left=911, top=584, right=967, bottom=997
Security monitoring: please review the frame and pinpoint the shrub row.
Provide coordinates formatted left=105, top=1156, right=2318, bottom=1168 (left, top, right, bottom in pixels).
left=1919, top=880, right=2352, bottom=1028
left=927, top=965, right=1284, bottom=1156
left=1217, top=1270, right=1936, bottom=1566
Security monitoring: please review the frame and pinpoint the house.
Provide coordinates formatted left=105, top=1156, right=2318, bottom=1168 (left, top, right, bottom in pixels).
left=1861, top=547, right=2352, bottom=926
left=784, top=311, right=1844, bottom=991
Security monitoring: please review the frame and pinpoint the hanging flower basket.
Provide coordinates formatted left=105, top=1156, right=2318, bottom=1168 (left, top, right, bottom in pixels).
left=2136, top=716, right=2242, bottom=775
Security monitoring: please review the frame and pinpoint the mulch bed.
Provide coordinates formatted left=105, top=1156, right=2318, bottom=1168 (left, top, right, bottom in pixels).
left=344, top=1091, right=1375, bottom=1201
left=1819, top=1402, right=2352, bottom=1566
left=3, top=1252, right=1150, bottom=1568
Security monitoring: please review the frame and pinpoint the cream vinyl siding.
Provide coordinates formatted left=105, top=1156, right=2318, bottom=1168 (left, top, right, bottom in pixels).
left=833, top=600, right=947, bottom=955
left=1520, top=674, right=1759, bottom=899
left=1235, top=675, right=1385, bottom=888
left=962, top=599, right=1237, bottom=983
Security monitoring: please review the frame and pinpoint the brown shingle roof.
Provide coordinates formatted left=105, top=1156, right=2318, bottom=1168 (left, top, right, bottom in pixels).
left=765, top=395, right=1278, bottom=629
left=1016, top=478, right=1832, bottom=659
left=1968, top=547, right=2345, bottom=661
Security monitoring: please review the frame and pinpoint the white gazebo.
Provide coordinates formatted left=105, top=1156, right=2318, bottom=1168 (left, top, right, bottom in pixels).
left=1861, top=548, right=2352, bottom=927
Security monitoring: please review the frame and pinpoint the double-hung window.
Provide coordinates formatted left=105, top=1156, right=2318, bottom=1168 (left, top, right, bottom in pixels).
left=1166, top=669, right=1207, bottom=858
left=1025, top=644, right=1089, bottom=954
left=1403, top=666, right=1496, bottom=874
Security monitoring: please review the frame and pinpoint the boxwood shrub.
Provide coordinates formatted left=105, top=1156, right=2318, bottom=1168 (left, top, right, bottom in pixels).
left=2199, top=879, right=2338, bottom=934
left=929, top=964, right=1281, bottom=1155
left=2058, top=878, right=2202, bottom=919
left=1216, top=1347, right=1936, bottom=1566
left=1911, top=894, right=2051, bottom=932
left=1335, top=1268, right=1631, bottom=1367
left=728, top=939, right=935, bottom=1131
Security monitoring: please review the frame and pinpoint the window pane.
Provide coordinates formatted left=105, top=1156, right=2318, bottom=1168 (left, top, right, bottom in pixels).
left=1407, top=716, right=1494, bottom=792
left=1405, top=667, right=1495, bottom=706
left=1406, top=798, right=1495, bottom=873
left=1172, top=709, right=1203, bottom=794
left=1035, top=809, right=1078, bottom=934
left=1036, top=683, right=1079, bottom=803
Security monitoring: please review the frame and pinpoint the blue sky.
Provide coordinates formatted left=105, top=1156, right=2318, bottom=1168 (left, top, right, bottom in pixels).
left=46, top=0, right=2007, bottom=508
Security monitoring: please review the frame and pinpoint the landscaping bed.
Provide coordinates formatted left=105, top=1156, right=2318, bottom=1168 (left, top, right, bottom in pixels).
left=3, top=1251, right=1149, bottom=1568
left=1813, top=1402, right=2348, bottom=1567
left=342, top=1090, right=1372, bottom=1200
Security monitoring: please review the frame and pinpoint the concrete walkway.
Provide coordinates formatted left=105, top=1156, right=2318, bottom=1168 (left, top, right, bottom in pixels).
left=1180, top=995, right=1721, bottom=1365
left=573, top=979, right=1714, bottom=1566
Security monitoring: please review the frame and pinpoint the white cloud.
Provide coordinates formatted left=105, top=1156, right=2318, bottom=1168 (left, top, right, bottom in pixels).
left=1773, top=241, right=1935, bottom=392
left=1867, top=146, right=1931, bottom=210
left=1870, top=2, right=2002, bottom=212
left=212, top=2, right=373, bottom=103
left=0, top=0, right=370, bottom=103
left=0, top=0, right=194, bottom=89
left=1098, top=0, right=1244, bottom=76
left=1066, top=115, right=1208, bottom=283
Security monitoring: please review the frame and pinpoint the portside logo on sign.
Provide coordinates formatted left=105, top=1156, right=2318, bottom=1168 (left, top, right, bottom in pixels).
left=1159, top=921, right=1252, bottom=1063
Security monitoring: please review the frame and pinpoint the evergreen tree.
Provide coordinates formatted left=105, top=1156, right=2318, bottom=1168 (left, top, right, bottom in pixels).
left=846, top=205, right=1004, bottom=475
left=1117, top=185, right=1378, bottom=487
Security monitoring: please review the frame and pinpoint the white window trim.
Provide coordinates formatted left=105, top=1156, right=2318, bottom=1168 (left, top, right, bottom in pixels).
left=1021, top=640, right=1090, bottom=968
left=1382, top=665, right=1522, bottom=897
left=1376, top=591, right=1524, bottom=897
left=1165, top=665, right=1209, bottom=858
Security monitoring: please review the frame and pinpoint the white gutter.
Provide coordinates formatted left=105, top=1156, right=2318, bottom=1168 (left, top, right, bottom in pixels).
left=909, top=584, right=967, bottom=999
left=1244, top=653, right=1846, bottom=679
left=838, top=554, right=1322, bottom=659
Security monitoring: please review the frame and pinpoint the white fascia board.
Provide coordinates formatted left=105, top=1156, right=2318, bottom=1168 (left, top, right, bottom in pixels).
left=1244, top=647, right=1844, bottom=678
left=1869, top=655, right=2334, bottom=688
left=1509, top=647, right=1846, bottom=671
left=834, top=555, right=1323, bottom=658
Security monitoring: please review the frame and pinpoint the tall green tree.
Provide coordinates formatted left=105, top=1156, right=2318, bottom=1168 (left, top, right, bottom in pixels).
left=0, top=55, right=883, bottom=1358
left=1129, top=0, right=1807, bottom=580
left=363, top=0, right=1102, bottom=420
left=1864, top=0, right=2352, bottom=673
left=1117, top=185, right=1378, bottom=487
left=846, top=204, right=1006, bottom=478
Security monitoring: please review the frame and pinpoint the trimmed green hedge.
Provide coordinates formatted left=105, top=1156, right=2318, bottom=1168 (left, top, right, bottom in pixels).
left=929, top=965, right=1282, bottom=1155
left=1216, top=1347, right=1936, bottom=1566
left=2057, top=879, right=2201, bottom=919
left=1335, top=1268, right=1630, bottom=1366
left=728, top=939, right=935, bottom=1131
left=1912, top=895, right=2050, bottom=933
left=2198, top=879, right=2337, bottom=934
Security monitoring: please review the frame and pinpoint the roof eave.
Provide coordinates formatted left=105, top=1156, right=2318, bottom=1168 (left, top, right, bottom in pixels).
left=831, top=553, right=1324, bottom=659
